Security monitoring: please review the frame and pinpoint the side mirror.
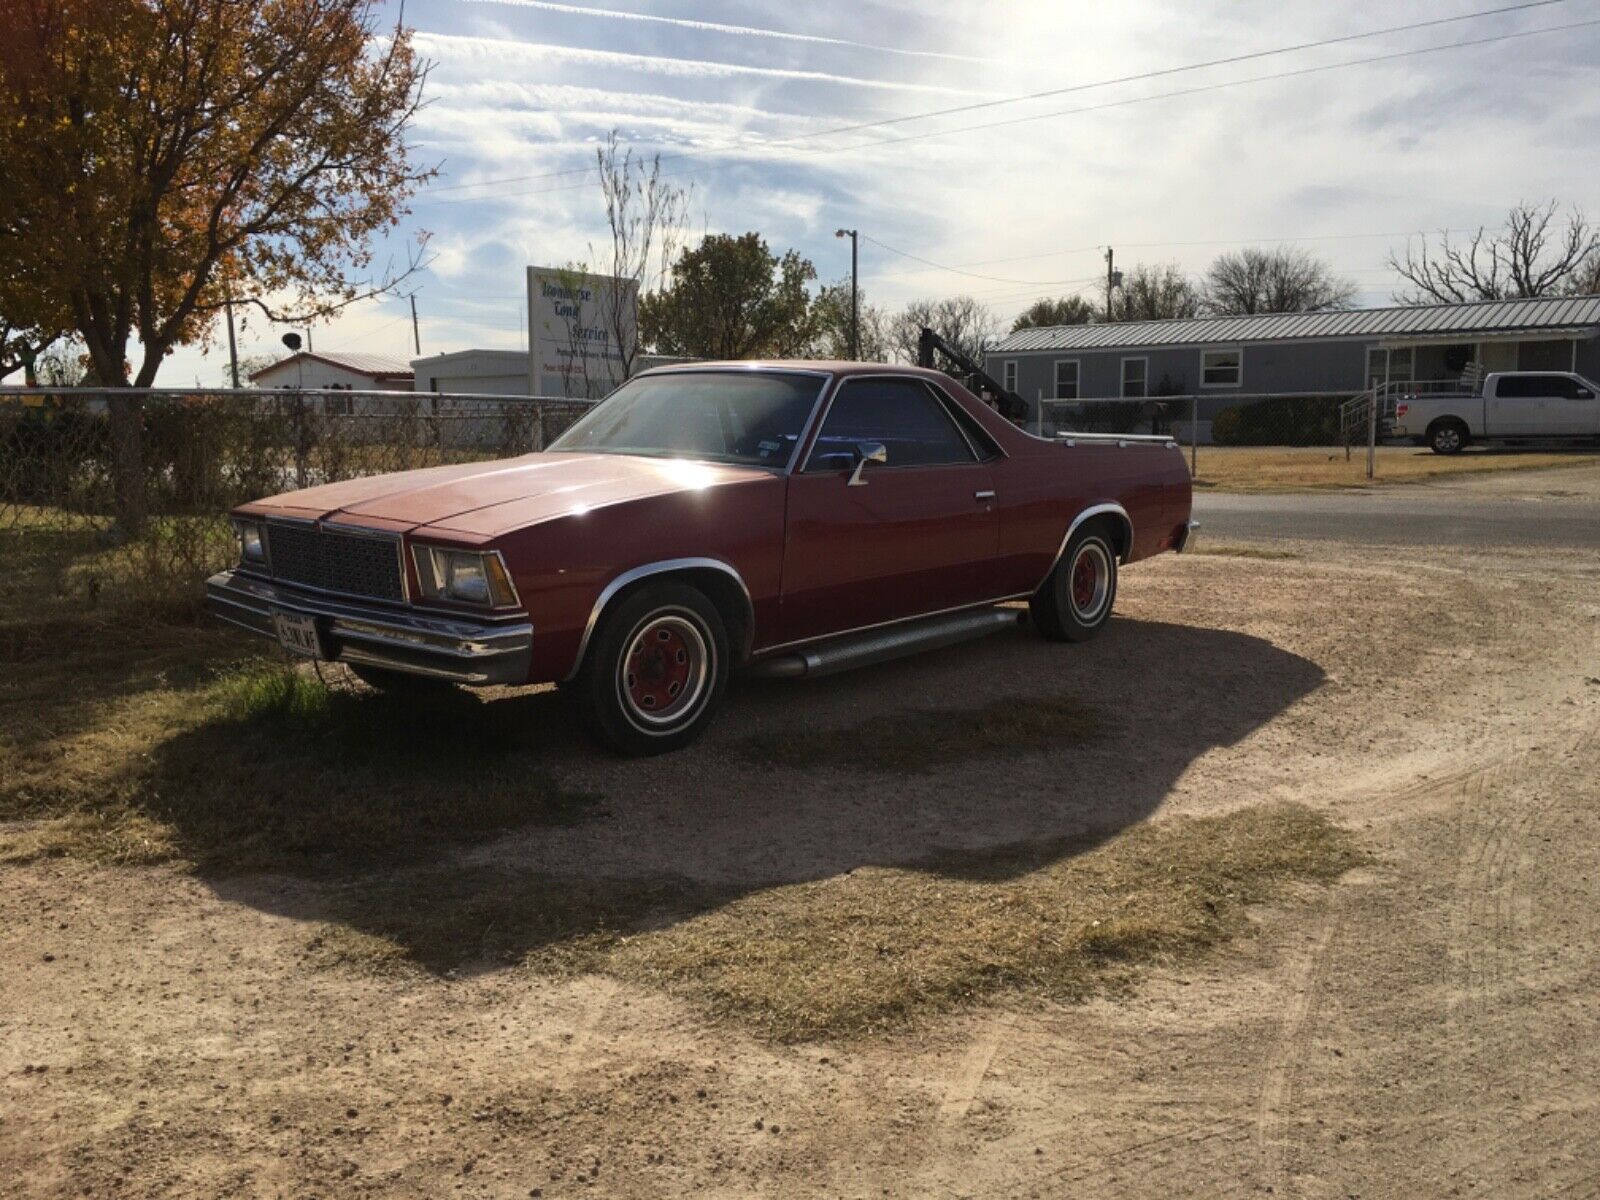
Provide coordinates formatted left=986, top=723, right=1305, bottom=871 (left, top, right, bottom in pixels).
left=847, top=441, right=888, bottom=487
left=1578, top=389, right=1594, bottom=400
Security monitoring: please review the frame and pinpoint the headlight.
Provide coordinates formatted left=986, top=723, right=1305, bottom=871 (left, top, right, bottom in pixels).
left=413, top=545, right=520, bottom=608
left=445, top=555, right=489, bottom=604
left=233, top=519, right=267, bottom=564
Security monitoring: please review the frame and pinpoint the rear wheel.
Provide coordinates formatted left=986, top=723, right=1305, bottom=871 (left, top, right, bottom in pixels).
left=1429, top=419, right=1469, bottom=455
left=570, top=581, right=729, bottom=755
left=1030, top=524, right=1118, bottom=643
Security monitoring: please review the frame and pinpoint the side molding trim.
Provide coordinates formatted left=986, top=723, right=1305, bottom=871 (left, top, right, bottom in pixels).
left=1035, top=502, right=1134, bottom=593
left=564, top=557, right=755, bottom=681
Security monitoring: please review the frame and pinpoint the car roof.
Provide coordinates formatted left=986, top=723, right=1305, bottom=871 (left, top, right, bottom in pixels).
left=641, top=360, right=955, bottom=381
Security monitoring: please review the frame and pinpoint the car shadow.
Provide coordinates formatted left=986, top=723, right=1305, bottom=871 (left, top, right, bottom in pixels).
left=147, top=615, right=1325, bottom=974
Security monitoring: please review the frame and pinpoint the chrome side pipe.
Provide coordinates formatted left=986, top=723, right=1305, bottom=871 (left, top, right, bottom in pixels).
left=745, top=607, right=1024, bottom=680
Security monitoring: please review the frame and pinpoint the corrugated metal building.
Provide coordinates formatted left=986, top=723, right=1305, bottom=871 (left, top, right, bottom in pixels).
left=987, top=295, right=1600, bottom=433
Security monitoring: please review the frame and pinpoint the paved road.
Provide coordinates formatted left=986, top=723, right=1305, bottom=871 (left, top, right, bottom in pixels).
left=1195, top=474, right=1600, bottom=552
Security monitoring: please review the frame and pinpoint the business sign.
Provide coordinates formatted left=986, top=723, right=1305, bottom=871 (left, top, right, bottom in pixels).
left=526, top=265, right=639, bottom=400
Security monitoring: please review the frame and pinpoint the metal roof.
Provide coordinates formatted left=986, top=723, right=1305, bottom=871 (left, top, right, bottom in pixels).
left=989, top=295, right=1600, bottom=353
left=249, top=351, right=414, bottom=381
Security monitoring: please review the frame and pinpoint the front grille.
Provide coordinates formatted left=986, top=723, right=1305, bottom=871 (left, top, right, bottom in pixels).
left=265, top=523, right=405, bottom=602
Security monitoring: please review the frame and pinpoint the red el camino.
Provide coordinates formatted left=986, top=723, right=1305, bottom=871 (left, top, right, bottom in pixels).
left=208, top=362, right=1195, bottom=754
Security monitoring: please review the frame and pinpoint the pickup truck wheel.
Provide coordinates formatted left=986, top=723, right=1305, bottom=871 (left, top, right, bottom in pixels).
left=346, top=663, right=458, bottom=695
left=1428, top=419, right=1468, bottom=455
left=1030, top=526, right=1118, bottom=643
left=573, top=581, right=729, bottom=756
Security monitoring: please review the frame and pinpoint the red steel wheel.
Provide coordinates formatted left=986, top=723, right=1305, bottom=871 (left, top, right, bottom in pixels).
left=1067, top=538, right=1112, bottom=624
left=1029, top=523, right=1118, bottom=643
left=567, top=580, right=730, bottom=756
left=620, top=614, right=709, bottom=727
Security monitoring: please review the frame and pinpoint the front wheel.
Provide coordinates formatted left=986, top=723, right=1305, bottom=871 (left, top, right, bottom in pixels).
left=569, top=581, right=730, bottom=756
left=1030, top=525, right=1119, bottom=643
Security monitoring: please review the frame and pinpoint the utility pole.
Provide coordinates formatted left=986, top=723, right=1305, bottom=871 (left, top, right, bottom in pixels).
left=1105, top=247, right=1115, bottom=322
left=836, top=228, right=859, bottom=359
left=409, top=293, right=422, bottom=356
left=225, top=298, right=241, bottom=388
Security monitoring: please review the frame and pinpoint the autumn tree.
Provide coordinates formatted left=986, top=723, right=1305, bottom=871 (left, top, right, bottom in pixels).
left=0, top=0, right=432, bottom=530
left=1109, top=263, right=1201, bottom=322
left=1203, top=246, right=1356, bottom=315
left=640, top=233, right=818, bottom=360
left=1011, top=295, right=1096, bottom=332
left=887, top=296, right=1000, bottom=366
left=810, top=278, right=888, bottom=362
left=1388, top=202, right=1600, bottom=304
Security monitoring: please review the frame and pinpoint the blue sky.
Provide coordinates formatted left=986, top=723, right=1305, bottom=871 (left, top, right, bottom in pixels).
left=169, top=0, right=1600, bottom=383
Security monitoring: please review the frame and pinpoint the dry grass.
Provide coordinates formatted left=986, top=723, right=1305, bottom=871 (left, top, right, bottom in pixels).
left=1191, top=544, right=1300, bottom=561
left=0, top=649, right=598, bottom=872
left=314, top=803, right=1362, bottom=1041
left=732, top=694, right=1101, bottom=773
left=1195, top=445, right=1600, bottom=492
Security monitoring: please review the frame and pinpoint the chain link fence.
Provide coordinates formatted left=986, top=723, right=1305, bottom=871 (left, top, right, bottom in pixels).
left=1, top=387, right=593, bottom=615
left=1035, top=390, right=1381, bottom=481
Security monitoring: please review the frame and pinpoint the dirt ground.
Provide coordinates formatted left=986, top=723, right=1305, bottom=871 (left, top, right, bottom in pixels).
left=5, top=466, right=1600, bottom=1198
left=1192, top=442, right=1600, bottom=491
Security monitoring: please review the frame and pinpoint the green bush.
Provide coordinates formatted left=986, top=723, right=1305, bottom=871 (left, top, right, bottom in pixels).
left=1211, top=395, right=1343, bottom=446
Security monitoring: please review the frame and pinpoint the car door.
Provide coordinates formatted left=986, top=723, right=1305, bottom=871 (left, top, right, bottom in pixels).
left=780, top=377, right=999, bottom=645
left=1485, top=375, right=1542, bottom=436
left=1535, top=374, right=1598, bottom=437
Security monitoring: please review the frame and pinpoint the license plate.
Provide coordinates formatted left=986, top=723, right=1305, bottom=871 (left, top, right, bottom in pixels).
left=271, top=610, right=324, bottom=658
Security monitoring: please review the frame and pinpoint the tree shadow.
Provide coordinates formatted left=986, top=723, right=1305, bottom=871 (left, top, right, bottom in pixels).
left=135, top=616, right=1325, bottom=974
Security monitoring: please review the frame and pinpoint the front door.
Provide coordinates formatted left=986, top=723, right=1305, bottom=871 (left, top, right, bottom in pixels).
left=781, top=377, right=999, bottom=645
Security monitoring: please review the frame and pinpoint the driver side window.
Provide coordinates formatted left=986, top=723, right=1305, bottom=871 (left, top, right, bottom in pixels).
left=805, top=379, right=977, bottom=471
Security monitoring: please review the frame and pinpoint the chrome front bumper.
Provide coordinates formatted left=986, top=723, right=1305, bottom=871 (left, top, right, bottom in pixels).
left=1175, top=519, right=1200, bottom=553
left=206, top=569, right=534, bottom=686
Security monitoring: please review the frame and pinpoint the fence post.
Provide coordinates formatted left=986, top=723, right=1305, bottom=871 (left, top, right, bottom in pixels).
left=1365, top=389, right=1377, bottom=480
left=291, top=391, right=310, bottom=491
left=1190, top=393, right=1199, bottom=479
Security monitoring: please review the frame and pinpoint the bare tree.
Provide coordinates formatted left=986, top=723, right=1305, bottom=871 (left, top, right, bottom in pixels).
left=1203, top=246, right=1357, bottom=315
left=1110, top=263, right=1201, bottom=322
left=1011, top=295, right=1096, bottom=331
left=1389, top=202, right=1600, bottom=304
left=888, top=296, right=999, bottom=366
left=574, top=132, right=692, bottom=393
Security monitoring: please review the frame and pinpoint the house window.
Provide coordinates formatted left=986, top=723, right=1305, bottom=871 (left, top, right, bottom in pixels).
left=1200, top=348, right=1242, bottom=388
left=323, top=384, right=353, bottom=416
left=1120, top=357, right=1148, bottom=399
left=1054, top=359, right=1080, bottom=400
left=1001, top=360, right=1017, bottom=393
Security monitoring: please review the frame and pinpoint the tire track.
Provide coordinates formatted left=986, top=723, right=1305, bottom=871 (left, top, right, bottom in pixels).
left=1254, top=908, right=1341, bottom=1195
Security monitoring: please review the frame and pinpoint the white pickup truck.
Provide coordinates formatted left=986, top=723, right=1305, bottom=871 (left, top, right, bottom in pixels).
left=1390, top=371, right=1600, bottom=454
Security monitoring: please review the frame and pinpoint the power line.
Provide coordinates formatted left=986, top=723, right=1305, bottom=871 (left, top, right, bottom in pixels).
left=425, top=0, right=1575, bottom=197
left=861, top=234, right=1104, bottom=286
left=426, top=14, right=1600, bottom=205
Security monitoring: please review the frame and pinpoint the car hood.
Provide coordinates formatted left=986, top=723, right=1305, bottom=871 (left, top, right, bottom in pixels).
left=244, top=452, right=775, bottom=537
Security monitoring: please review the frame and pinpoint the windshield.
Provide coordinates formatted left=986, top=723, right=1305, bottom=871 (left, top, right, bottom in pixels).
left=548, top=371, right=825, bottom=467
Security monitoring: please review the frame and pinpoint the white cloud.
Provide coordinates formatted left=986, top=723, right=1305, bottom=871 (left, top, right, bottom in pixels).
left=161, top=0, right=1600, bottom=382
left=453, top=0, right=998, bottom=63
left=412, top=31, right=1002, bottom=97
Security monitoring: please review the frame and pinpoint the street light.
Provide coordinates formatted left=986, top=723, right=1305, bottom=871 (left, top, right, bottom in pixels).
left=835, top=228, right=859, bottom=360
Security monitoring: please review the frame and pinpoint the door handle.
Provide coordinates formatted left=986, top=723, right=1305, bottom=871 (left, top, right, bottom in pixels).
left=974, top=489, right=996, bottom=501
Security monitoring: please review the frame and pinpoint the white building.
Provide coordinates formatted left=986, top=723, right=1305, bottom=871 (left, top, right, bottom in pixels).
left=410, top=349, right=531, bottom=396
left=249, top=351, right=413, bottom=391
